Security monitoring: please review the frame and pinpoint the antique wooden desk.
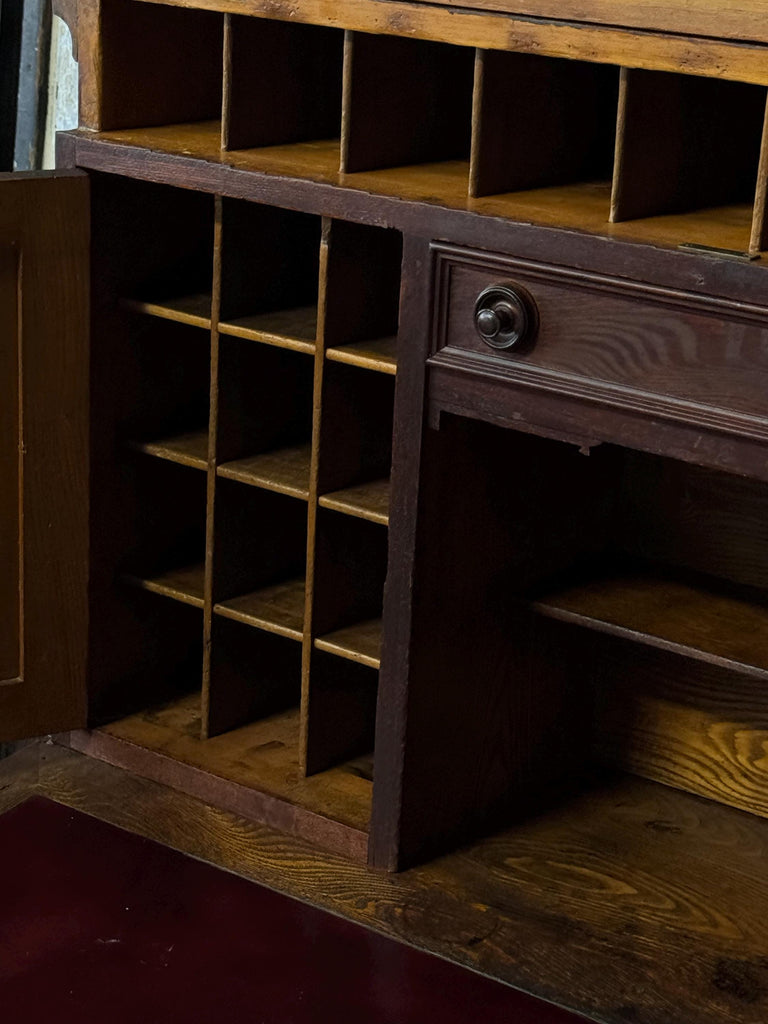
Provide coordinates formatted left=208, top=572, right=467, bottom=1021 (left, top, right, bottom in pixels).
left=3, top=1, right=768, bottom=1020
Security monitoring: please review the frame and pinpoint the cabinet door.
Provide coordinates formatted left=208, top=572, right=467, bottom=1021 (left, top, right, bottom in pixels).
left=0, top=171, right=89, bottom=740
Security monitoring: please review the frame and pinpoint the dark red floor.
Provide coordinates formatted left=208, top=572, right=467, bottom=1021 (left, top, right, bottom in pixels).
left=0, top=797, right=584, bottom=1023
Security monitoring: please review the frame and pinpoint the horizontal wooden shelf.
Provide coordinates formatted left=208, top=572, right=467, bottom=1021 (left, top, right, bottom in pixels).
left=122, top=562, right=206, bottom=609
left=315, top=619, right=382, bottom=670
left=533, top=567, right=768, bottom=679
left=93, top=695, right=372, bottom=839
left=325, top=336, right=398, bottom=375
left=217, top=442, right=311, bottom=499
left=86, top=128, right=766, bottom=259
left=219, top=305, right=318, bottom=354
left=121, top=293, right=212, bottom=329
left=318, top=478, right=390, bottom=525
left=126, top=428, right=209, bottom=470
left=214, top=577, right=306, bottom=641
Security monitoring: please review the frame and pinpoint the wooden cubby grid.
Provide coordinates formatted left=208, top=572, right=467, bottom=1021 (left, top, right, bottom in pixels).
left=95, top=175, right=401, bottom=825
left=87, top=1, right=768, bottom=258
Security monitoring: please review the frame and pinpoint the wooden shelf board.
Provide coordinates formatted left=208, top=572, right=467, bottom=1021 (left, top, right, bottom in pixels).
left=217, top=442, right=311, bottom=499
left=122, top=562, right=206, bottom=609
left=533, top=568, right=768, bottom=679
left=88, top=127, right=764, bottom=258
left=219, top=305, right=318, bottom=354
left=127, top=428, right=209, bottom=470
left=319, top=478, right=390, bottom=525
left=315, top=619, right=382, bottom=670
left=121, top=292, right=212, bottom=329
left=325, top=336, right=398, bottom=375
left=214, top=578, right=306, bottom=641
left=94, top=695, right=372, bottom=836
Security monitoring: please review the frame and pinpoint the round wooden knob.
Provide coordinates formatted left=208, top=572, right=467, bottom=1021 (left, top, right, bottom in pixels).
left=474, top=282, right=538, bottom=351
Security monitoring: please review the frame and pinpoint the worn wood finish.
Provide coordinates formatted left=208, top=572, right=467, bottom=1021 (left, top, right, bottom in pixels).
left=611, top=69, right=766, bottom=224
left=342, top=32, right=474, bottom=173
left=0, top=173, right=89, bottom=740
left=433, top=0, right=768, bottom=45
left=224, top=14, right=343, bottom=151
left=471, top=50, right=618, bottom=198
left=126, top=0, right=768, bottom=86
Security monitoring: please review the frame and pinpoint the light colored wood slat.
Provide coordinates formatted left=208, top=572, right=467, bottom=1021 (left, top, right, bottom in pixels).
left=533, top=569, right=768, bottom=679
left=315, top=619, right=382, bottom=669
left=219, top=304, right=318, bottom=353
left=127, top=428, right=209, bottom=470
left=122, top=563, right=206, bottom=608
left=214, top=577, right=306, bottom=641
left=217, top=442, right=311, bottom=499
left=325, top=336, right=397, bottom=374
left=319, top=478, right=390, bottom=525
left=121, top=292, right=213, bottom=328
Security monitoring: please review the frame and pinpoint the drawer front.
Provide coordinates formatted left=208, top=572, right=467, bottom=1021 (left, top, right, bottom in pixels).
left=432, top=244, right=768, bottom=424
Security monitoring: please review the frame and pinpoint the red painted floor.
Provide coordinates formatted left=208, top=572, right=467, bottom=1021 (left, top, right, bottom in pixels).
left=0, top=797, right=585, bottom=1023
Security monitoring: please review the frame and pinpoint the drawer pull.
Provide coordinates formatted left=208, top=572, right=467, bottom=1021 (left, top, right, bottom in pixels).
left=474, top=282, right=538, bottom=351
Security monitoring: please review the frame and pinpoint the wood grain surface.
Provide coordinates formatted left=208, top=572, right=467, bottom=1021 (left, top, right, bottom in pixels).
left=8, top=742, right=768, bottom=1024
left=125, top=0, right=768, bottom=86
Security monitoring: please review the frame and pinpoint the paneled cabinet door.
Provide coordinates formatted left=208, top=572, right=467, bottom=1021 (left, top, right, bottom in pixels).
left=0, top=172, right=89, bottom=740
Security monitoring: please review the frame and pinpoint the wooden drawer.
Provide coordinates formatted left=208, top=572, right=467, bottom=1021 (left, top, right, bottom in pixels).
left=430, top=243, right=768, bottom=425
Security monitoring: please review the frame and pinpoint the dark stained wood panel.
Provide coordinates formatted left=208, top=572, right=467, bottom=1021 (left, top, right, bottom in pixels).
left=0, top=245, right=20, bottom=682
left=0, top=173, right=89, bottom=740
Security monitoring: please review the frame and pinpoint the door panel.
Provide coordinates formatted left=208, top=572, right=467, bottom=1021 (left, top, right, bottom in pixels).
left=0, top=244, right=20, bottom=681
left=0, top=172, right=89, bottom=740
